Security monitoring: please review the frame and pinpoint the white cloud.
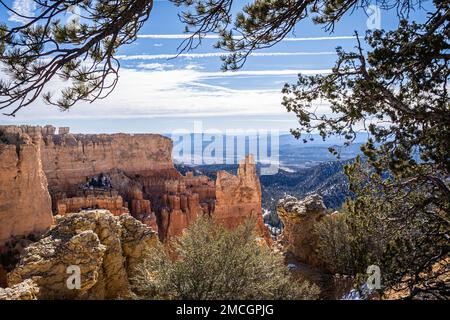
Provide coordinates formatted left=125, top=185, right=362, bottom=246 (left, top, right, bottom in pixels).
left=136, top=63, right=174, bottom=70
left=185, top=64, right=204, bottom=70
left=8, top=0, right=36, bottom=24
left=283, top=36, right=355, bottom=41
left=138, top=34, right=226, bottom=39
left=194, top=69, right=331, bottom=78
left=137, top=34, right=355, bottom=42
left=9, top=67, right=331, bottom=121
left=116, top=51, right=335, bottom=61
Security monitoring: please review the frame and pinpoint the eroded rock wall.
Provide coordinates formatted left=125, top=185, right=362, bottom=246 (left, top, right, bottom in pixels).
left=39, top=128, right=178, bottom=196
left=1, top=125, right=270, bottom=247
left=0, top=126, right=53, bottom=249
left=56, top=190, right=130, bottom=216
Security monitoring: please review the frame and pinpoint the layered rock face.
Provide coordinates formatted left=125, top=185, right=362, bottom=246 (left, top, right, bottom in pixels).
left=39, top=127, right=178, bottom=198
left=7, top=210, right=157, bottom=299
left=56, top=190, right=130, bottom=216
left=215, top=155, right=271, bottom=243
left=129, top=188, right=157, bottom=231
left=144, top=174, right=215, bottom=241
left=0, top=126, right=53, bottom=249
left=277, top=194, right=327, bottom=267
left=0, top=125, right=272, bottom=299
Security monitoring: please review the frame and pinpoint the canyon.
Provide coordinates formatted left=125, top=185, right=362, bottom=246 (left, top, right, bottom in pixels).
left=0, top=124, right=370, bottom=300
left=0, top=125, right=270, bottom=258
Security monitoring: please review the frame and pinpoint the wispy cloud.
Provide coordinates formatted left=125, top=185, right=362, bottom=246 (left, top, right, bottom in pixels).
left=8, top=0, right=36, bottom=24
left=137, top=34, right=355, bottom=42
left=136, top=63, right=174, bottom=70
left=188, top=69, right=331, bottom=78
left=9, top=67, right=330, bottom=120
left=116, top=51, right=336, bottom=61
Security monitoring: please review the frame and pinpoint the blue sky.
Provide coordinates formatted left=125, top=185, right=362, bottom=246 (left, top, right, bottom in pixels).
left=0, top=0, right=433, bottom=134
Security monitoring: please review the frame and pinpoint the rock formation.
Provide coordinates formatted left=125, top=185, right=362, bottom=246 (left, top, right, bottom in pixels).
left=129, top=188, right=157, bottom=231
left=56, top=190, right=130, bottom=216
left=277, top=194, right=328, bottom=267
left=0, top=126, right=53, bottom=249
left=7, top=210, right=157, bottom=299
left=215, top=155, right=271, bottom=243
left=39, top=127, right=178, bottom=198
left=0, top=279, right=39, bottom=300
left=0, top=125, right=276, bottom=300
left=1, top=124, right=270, bottom=248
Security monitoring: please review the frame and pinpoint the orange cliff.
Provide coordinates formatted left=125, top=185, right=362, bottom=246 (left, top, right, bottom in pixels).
left=0, top=126, right=53, bottom=250
left=0, top=125, right=271, bottom=248
left=214, top=154, right=272, bottom=243
left=39, top=128, right=179, bottom=197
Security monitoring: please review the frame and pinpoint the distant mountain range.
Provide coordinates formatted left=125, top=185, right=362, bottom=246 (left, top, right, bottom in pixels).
left=173, top=132, right=362, bottom=219
left=168, top=132, right=365, bottom=170
left=260, top=160, right=352, bottom=211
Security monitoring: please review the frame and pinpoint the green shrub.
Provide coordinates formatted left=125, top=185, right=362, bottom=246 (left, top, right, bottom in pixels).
left=132, top=217, right=319, bottom=300
left=315, top=212, right=354, bottom=275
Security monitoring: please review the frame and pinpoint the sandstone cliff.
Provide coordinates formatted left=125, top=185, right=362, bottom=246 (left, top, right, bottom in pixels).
left=39, top=128, right=179, bottom=197
left=56, top=190, right=130, bottom=216
left=277, top=194, right=327, bottom=267
left=215, top=155, right=271, bottom=243
left=0, top=126, right=53, bottom=249
left=7, top=210, right=157, bottom=299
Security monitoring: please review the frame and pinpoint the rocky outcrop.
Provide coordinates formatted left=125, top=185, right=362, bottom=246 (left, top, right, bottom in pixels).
left=277, top=194, right=327, bottom=267
left=214, top=155, right=271, bottom=243
left=56, top=190, right=130, bottom=216
left=0, top=126, right=53, bottom=249
left=0, top=279, right=39, bottom=300
left=129, top=188, right=157, bottom=231
left=7, top=210, right=157, bottom=299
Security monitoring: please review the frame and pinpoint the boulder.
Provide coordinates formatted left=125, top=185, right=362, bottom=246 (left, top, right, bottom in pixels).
left=0, top=279, right=39, bottom=300
left=277, top=194, right=327, bottom=267
left=7, top=210, right=157, bottom=299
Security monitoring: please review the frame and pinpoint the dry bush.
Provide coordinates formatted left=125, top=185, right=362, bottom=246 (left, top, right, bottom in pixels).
left=132, top=217, right=319, bottom=300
